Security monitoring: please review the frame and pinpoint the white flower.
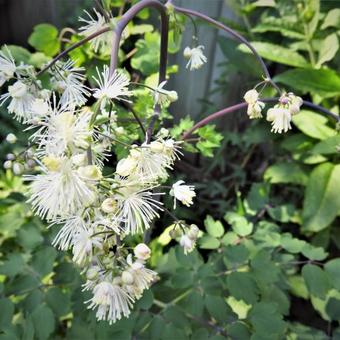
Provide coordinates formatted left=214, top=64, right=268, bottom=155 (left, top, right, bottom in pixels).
left=116, top=156, right=138, bottom=177
left=287, top=93, right=303, bottom=115
left=113, top=185, right=163, bottom=234
left=26, top=158, right=97, bottom=219
left=123, top=256, right=157, bottom=299
left=0, top=80, right=35, bottom=122
left=31, top=104, right=92, bottom=157
left=79, top=9, right=112, bottom=53
left=134, top=243, right=151, bottom=261
left=0, top=48, right=16, bottom=86
left=87, top=280, right=133, bottom=324
left=52, top=60, right=90, bottom=107
left=187, top=224, right=200, bottom=240
left=183, top=45, right=207, bottom=70
left=78, top=165, right=102, bottom=181
left=92, top=65, right=132, bottom=108
left=6, top=133, right=17, bottom=144
left=267, top=107, right=292, bottom=134
left=51, top=215, right=88, bottom=250
left=30, top=98, right=50, bottom=118
left=243, top=89, right=265, bottom=119
left=180, top=234, right=195, bottom=254
left=170, top=180, right=196, bottom=208
left=153, top=81, right=178, bottom=107
left=101, top=197, right=118, bottom=214
left=72, top=229, right=101, bottom=266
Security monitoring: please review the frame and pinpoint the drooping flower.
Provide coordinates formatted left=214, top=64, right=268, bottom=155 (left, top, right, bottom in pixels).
left=113, top=185, right=163, bottom=234
left=92, top=65, right=132, bottom=109
left=87, top=280, right=133, bottom=324
left=267, top=107, right=292, bottom=134
left=0, top=48, right=16, bottom=87
left=0, top=80, right=35, bottom=122
left=183, top=45, right=207, bottom=70
left=243, top=89, right=265, bottom=119
left=153, top=81, right=178, bottom=107
left=287, top=92, right=303, bottom=115
left=180, top=234, right=195, bottom=254
left=51, top=60, right=90, bottom=107
left=26, top=157, right=97, bottom=220
left=170, top=180, right=196, bottom=208
left=72, top=228, right=101, bottom=266
left=78, top=9, right=112, bottom=53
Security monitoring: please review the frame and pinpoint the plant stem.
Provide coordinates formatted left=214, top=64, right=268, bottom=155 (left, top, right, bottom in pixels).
left=182, top=98, right=340, bottom=139
left=173, top=4, right=281, bottom=94
left=37, top=27, right=111, bottom=76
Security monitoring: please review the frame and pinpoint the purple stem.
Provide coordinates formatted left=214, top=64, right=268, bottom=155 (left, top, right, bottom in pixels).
left=182, top=98, right=339, bottom=139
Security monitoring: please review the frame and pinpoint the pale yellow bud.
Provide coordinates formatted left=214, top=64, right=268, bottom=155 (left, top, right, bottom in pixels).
left=134, top=243, right=151, bottom=260
left=101, top=198, right=118, bottom=214
left=42, top=155, right=62, bottom=172
left=78, top=165, right=102, bottom=180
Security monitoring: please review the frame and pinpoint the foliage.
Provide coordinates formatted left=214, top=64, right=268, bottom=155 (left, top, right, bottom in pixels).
left=0, top=0, right=339, bottom=338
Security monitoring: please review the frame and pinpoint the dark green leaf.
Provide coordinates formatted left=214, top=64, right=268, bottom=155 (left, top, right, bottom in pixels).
left=302, top=264, right=330, bottom=298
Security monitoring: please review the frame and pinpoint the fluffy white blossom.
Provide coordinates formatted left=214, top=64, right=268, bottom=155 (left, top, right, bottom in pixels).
left=92, top=65, right=132, bottom=108
left=183, top=45, right=207, bottom=70
left=52, top=60, right=90, bottom=107
left=0, top=49, right=16, bottom=86
left=78, top=9, right=112, bottom=53
left=87, top=280, right=133, bottom=324
left=243, top=89, right=265, bottom=119
left=267, top=107, right=292, bottom=134
left=26, top=157, right=97, bottom=219
left=30, top=98, right=50, bottom=118
left=31, top=105, right=92, bottom=157
left=170, top=180, right=196, bottom=208
left=0, top=80, right=35, bottom=122
left=112, top=185, right=163, bottom=234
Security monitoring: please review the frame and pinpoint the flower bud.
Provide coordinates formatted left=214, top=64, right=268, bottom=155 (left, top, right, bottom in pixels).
left=6, top=133, right=17, bottom=144
left=6, top=153, right=15, bottom=161
left=183, top=47, right=192, bottom=58
left=188, top=224, right=199, bottom=240
left=149, top=141, right=164, bottom=153
left=134, top=243, right=151, bottom=261
left=78, top=165, right=102, bottom=180
left=13, top=162, right=24, bottom=175
left=121, top=271, right=134, bottom=285
left=243, top=89, right=259, bottom=104
left=116, top=156, right=137, bottom=177
left=3, top=160, right=12, bottom=169
left=101, top=198, right=118, bottom=214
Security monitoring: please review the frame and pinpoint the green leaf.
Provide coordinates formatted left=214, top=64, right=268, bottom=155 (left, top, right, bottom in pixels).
left=31, top=246, right=57, bottom=277
left=292, top=111, right=336, bottom=140
left=0, top=253, right=25, bottom=278
left=28, top=24, right=60, bottom=57
left=316, top=33, right=339, bottom=67
left=252, top=23, right=305, bottom=39
left=226, top=296, right=252, bottom=319
left=131, top=32, right=160, bottom=75
left=196, top=125, right=223, bottom=158
left=204, top=215, right=224, bottom=238
left=321, top=9, right=340, bottom=29
left=3, top=45, right=31, bottom=64
left=46, top=287, right=71, bottom=317
left=28, top=52, right=51, bottom=68
left=228, top=322, right=251, bottom=339
left=301, top=244, right=328, bottom=261
left=302, top=264, right=330, bottom=298
left=326, top=298, right=340, bottom=320
left=224, top=212, right=253, bottom=237
left=302, top=163, right=340, bottom=232
left=198, top=235, right=220, bottom=249
left=264, top=162, right=308, bottom=185
left=205, top=295, right=233, bottom=323
left=0, top=298, right=14, bottom=329
left=31, top=304, right=55, bottom=340
left=312, top=135, right=340, bottom=155
left=280, top=234, right=306, bottom=253
left=227, top=272, right=259, bottom=304
left=267, top=204, right=295, bottom=223
left=288, top=275, right=309, bottom=299
left=17, top=223, right=43, bottom=250
left=238, top=41, right=309, bottom=67
left=325, top=259, right=340, bottom=290
left=275, top=69, right=340, bottom=97
left=250, top=250, right=280, bottom=285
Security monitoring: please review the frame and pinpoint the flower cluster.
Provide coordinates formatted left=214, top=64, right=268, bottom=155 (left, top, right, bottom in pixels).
left=244, top=89, right=303, bottom=133
left=0, top=16, right=198, bottom=322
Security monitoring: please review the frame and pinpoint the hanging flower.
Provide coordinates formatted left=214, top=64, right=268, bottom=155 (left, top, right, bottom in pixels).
left=179, top=224, right=199, bottom=254
left=87, top=279, right=133, bottom=324
left=0, top=80, right=35, bottom=122
left=183, top=45, right=207, bottom=70
left=51, top=60, right=90, bottom=108
left=0, top=48, right=16, bottom=87
left=170, top=180, right=196, bottom=208
left=134, top=243, right=151, bottom=261
left=267, top=107, right=292, bottom=134
left=78, top=9, right=112, bottom=53
left=243, top=89, right=265, bottom=119
left=153, top=81, right=178, bottom=107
